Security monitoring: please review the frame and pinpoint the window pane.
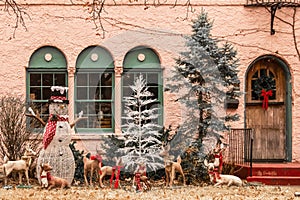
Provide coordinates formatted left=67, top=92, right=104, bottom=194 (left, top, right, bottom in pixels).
left=90, top=86, right=98, bottom=100
left=123, top=86, right=132, bottom=97
left=101, top=87, right=112, bottom=99
left=27, top=102, right=49, bottom=129
left=123, top=73, right=134, bottom=86
left=260, top=69, right=267, bottom=77
left=42, top=87, right=51, bottom=100
left=30, top=74, right=41, bottom=86
left=30, top=87, right=41, bottom=100
left=148, top=84, right=158, bottom=98
left=95, top=103, right=112, bottom=128
left=77, top=73, right=88, bottom=86
left=42, top=74, right=53, bottom=86
left=252, top=71, right=258, bottom=78
left=89, top=73, right=99, bottom=86
left=147, top=73, right=158, bottom=84
left=101, top=73, right=112, bottom=87
left=55, top=74, right=66, bottom=86
left=77, top=87, right=88, bottom=100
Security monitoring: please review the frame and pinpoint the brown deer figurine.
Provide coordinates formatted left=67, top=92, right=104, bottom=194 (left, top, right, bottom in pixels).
left=83, top=148, right=103, bottom=186
left=159, top=143, right=186, bottom=187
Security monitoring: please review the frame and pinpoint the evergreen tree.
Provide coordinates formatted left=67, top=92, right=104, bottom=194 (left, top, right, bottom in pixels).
left=119, top=74, right=164, bottom=173
left=69, top=141, right=85, bottom=184
left=167, top=10, right=240, bottom=184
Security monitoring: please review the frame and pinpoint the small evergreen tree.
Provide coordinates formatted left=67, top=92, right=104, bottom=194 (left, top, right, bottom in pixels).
left=119, top=74, right=164, bottom=173
left=167, top=10, right=240, bottom=184
left=69, top=141, right=85, bottom=184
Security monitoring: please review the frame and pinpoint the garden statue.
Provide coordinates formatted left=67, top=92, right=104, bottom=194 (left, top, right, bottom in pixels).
left=132, top=162, right=151, bottom=192
left=159, top=143, right=186, bottom=187
left=28, top=86, right=85, bottom=186
left=211, top=140, right=227, bottom=179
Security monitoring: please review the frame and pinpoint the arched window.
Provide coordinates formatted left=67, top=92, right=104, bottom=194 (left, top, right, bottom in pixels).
left=27, top=46, right=68, bottom=129
left=122, top=46, right=163, bottom=125
left=75, top=46, right=114, bottom=132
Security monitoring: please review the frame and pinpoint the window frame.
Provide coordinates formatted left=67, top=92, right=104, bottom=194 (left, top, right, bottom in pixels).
left=26, top=69, right=68, bottom=131
left=74, top=68, right=115, bottom=133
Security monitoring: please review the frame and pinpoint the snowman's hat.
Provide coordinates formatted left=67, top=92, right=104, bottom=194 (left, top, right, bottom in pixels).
left=48, top=86, right=69, bottom=104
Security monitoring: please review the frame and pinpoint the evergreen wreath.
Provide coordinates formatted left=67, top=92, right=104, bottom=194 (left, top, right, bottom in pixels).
left=253, top=74, right=275, bottom=97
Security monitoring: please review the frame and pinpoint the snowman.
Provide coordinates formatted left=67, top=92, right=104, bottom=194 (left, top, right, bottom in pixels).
left=35, top=86, right=83, bottom=185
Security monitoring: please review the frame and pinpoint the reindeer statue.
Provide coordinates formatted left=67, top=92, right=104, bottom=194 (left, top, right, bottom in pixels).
left=2, top=145, right=37, bottom=186
left=99, top=157, right=123, bottom=188
left=132, top=161, right=151, bottom=192
left=159, top=125, right=186, bottom=187
left=159, top=143, right=186, bottom=187
left=83, top=147, right=103, bottom=186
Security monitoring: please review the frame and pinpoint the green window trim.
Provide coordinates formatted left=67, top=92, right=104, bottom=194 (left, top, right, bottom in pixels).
left=123, top=46, right=160, bottom=69
left=27, top=46, right=68, bottom=131
left=76, top=46, right=114, bottom=69
left=75, top=46, right=115, bottom=133
left=29, top=46, right=67, bottom=69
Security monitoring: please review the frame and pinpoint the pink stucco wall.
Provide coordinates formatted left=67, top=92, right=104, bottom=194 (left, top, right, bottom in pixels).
left=0, top=1, right=300, bottom=160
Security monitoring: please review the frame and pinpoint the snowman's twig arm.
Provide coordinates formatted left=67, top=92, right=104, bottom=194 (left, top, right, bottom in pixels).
left=70, top=117, right=88, bottom=128
left=25, top=114, right=47, bottom=126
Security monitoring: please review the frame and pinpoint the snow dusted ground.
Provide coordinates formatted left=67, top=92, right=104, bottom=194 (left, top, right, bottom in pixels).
left=0, top=185, right=299, bottom=200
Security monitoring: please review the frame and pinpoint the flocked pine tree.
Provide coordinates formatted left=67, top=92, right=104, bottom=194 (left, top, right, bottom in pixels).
left=119, top=74, right=164, bottom=173
left=167, top=10, right=241, bottom=184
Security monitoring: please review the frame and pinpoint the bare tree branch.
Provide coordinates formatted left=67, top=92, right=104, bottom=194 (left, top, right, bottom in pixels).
left=292, top=7, right=300, bottom=60
left=85, top=0, right=194, bottom=38
left=1, top=0, right=30, bottom=38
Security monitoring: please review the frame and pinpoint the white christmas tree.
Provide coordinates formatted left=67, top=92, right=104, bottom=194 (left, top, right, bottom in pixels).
left=120, top=74, right=164, bottom=172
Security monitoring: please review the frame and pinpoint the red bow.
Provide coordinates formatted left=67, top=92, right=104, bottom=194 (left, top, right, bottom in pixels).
left=91, top=155, right=102, bottom=163
left=90, top=155, right=103, bottom=175
left=261, top=89, right=273, bottom=110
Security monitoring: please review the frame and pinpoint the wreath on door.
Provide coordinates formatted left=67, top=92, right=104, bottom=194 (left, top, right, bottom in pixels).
left=253, top=74, right=275, bottom=96
left=253, top=74, right=275, bottom=110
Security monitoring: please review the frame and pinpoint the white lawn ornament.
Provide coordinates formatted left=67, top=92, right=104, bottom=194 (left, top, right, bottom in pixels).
left=35, top=86, right=86, bottom=185
left=204, top=159, right=243, bottom=187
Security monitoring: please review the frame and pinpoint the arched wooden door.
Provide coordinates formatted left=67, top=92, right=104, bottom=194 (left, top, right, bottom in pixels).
left=246, top=56, right=289, bottom=162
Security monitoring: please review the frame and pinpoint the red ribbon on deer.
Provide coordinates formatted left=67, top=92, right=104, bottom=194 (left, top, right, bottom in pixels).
left=110, top=166, right=123, bottom=189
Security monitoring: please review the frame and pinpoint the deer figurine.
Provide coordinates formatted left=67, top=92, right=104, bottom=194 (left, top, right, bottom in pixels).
left=159, top=143, right=186, bottom=187
left=99, top=157, right=123, bottom=188
left=83, top=147, right=103, bottom=186
left=3, top=145, right=37, bottom=186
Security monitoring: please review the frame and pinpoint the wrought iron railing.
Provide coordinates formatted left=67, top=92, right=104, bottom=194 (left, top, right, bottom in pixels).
left=245, top=0, right=300, bottom=34
left=227, top=128, right=253, bottom=175
left=246, top=0, right=300, bottom=6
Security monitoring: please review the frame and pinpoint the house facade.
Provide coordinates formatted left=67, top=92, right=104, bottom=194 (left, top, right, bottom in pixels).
left=0, top=0, right=299, bottom=163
